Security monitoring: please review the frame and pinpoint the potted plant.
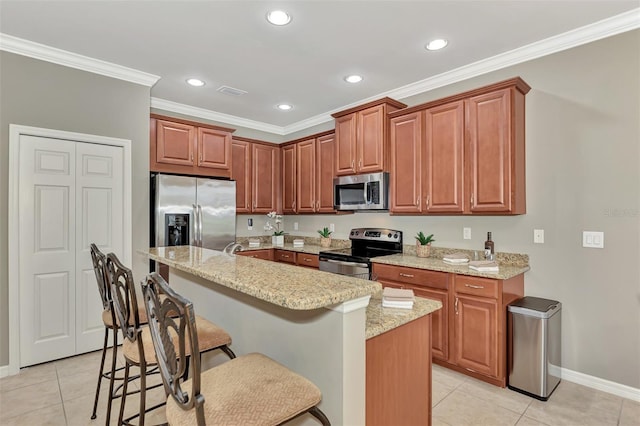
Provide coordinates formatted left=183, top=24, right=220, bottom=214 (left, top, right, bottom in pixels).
left=318, top=227, right=332, bottom=248
left=415, top=231, right=435, bottom=258
left=266, top=211, right=285, bottom=246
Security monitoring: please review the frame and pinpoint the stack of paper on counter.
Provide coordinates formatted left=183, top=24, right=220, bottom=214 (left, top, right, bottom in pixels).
left=293, top=239, right=304, bottom=247
left=248, top=239, right=261, bottom=248
left=468, top=260, right=499, bottom=272
left=442, top=252, right=470, bottom=265
left=382, top=287, right=414, bottom=309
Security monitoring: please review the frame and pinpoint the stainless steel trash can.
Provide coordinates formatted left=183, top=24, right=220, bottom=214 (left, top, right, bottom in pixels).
left=508, top=297, right=561, bottom=401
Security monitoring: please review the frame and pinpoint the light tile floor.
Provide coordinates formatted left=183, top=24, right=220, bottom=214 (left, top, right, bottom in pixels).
left=1, top=349, right=638, bottom=425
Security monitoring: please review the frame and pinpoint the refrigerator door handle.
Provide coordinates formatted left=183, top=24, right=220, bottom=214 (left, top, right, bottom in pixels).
left=192, top=203, right=199, bottom=246
left=197, top=204, right=204, bottom=247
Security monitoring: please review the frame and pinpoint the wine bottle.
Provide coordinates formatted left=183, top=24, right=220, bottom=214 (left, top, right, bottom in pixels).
left=484, top=232, right=494, bottom=259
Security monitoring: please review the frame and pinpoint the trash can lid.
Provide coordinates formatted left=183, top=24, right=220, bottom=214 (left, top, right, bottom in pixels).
left=509, top=296, right=560, bottom=313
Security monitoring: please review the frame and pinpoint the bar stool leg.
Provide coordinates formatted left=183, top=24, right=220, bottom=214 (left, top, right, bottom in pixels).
left=105, top=331, right=119, bottom=426
left=118, top=361, right=131, bottom=426
left=91, top=327, right=109, bottom=419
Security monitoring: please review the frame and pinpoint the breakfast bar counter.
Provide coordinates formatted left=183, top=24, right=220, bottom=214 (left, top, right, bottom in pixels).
left=145, top=246, right=440, bottom=426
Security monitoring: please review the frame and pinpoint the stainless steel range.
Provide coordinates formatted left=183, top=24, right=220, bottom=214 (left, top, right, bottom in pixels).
left=318, top=228, right=403, bottom=279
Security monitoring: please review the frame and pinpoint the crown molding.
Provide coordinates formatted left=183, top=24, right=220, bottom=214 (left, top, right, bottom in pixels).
left=0, top=33, right=160, bottom=87
left=151, top=98, right=287, bottom=135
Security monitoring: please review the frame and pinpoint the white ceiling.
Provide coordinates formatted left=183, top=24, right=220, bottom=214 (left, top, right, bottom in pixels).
left=1, top=1, right=638, bottom=134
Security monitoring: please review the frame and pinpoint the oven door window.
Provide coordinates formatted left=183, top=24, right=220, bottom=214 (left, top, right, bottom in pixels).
left=336, top=183, right=365, bottom=206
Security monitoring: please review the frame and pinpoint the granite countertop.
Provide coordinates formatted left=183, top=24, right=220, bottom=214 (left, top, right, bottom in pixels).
left=365, top=292, right=442, bottom=339
left=239, top=243, right=326, bottom=255
left=145, top=246, right=381, bottom=310
left=371, top=254, right=530, bottom=280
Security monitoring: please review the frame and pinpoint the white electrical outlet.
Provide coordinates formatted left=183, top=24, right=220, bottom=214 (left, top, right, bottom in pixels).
left=329, top=223, right=335, bottom=232
left=463, top=227, right=471, bottom=240
left=534, top=229, right=544, bottom=244
left=294, top=222, right=299, bottom=231
left=583, top=231, right=604, bottom=248
left=247, top=218, right=253, bottom=231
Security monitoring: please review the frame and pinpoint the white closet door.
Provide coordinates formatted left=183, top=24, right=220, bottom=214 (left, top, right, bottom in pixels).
left=75, top=142, right=124, bottom=353
left=19, top=135, right=125, bottom=366
left=19, top=135, right=77, bottom=365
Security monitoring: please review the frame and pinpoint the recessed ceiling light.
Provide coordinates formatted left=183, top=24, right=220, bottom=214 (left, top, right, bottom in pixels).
left=425, top=39, right=448, bottom=51
left=186, top=78, right=205, bottom=87
left=277, top=104, right=293, bottom=111
left=344, top=75, right=363, bottom=83
left=266, top=10, right=291, bottom=26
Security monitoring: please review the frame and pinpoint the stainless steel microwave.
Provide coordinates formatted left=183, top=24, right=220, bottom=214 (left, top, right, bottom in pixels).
left=334, top=172, right=389, bottom=211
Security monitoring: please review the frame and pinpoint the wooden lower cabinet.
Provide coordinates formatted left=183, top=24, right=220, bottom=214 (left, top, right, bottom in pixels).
left=296, top=252, right=319, bottom=268
left=372, top=263, right=524, bottom=387
left=236, top=249, right=273, bottom=261
left=367, top=313, right=432, bottom=426
left=274, top=249, right=296, bottom=264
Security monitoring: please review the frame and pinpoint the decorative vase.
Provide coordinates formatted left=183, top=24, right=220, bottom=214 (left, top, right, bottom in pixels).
left=416, top=243, right=431, bottom=258
left=272, top=235, right=284, bottom=246
left=320, top=237, right=331, bottom=248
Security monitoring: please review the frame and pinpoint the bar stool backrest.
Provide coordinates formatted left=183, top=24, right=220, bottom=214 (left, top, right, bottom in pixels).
left=106, top=253, right=141, bottom=342
left=142, top=272, right=205, bottom=425
left=89, top=244, right=110, bottom=310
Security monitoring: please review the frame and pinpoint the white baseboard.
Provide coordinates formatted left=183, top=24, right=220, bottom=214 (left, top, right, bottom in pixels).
left=560, top=366, right=640, bottom=402
left=0, top=364, right=9, bottom=378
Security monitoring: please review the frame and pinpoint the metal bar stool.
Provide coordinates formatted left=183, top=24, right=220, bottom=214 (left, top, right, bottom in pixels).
left=106, top=254, right=235, bottom=426
left=142, top=272, right=331, bottom=426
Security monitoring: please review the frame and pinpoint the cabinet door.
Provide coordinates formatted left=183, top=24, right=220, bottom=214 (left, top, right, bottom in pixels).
left=197, top=128, right=231, bottom=176
left=425, top=101, right=465, bottom=213
left=466, top=88, right=513, bottom=213
left=252, top=144, right=280, bottom=213
left=154, top=119, right=196, bottom=168
left=296, top=139, right=316, bottom=213
left=358, top=104, right=385, bottom=173
left=297, top=253, right=319, bottom=268
left=281, top=144, right=297, bottom=213
left=378, top=279, right=449, bottom=362
left=316, top=133, right=336, bottom=213
left=335, top=113, right=357, bottom=175
left=389, top=112, right=423, bottom=213
left=231, top=140, right=252, bottom=213
left=454, top=293, right=498, bottom=377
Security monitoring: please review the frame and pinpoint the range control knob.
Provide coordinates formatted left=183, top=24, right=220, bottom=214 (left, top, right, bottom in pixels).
left=394, top=233, right=399, bottom=239
left=387, top=233, right=392, bottom=238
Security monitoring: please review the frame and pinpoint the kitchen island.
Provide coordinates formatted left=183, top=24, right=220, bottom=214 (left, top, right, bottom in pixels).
left=145, top=246, right=441, bottom=426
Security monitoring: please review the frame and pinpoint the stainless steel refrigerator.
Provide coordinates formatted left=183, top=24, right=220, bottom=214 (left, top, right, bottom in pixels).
left=152, top=173, right=236, bottom=250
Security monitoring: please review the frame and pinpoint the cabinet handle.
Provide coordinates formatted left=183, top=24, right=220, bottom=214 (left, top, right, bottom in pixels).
left=199, top=153, right=203, bottom=165
left=304, top=258, right=312, bottom=262
left=455, top=297, right=459, bottom=315
left=190, top=152, right=194, bottom=162
left=426, top=195, right=430, bottom=207
left=465, top=284, right=484, bottom=289
left=316, top=200, right=319, bottom=210
left=359, top=159, right=362, bottom=169
left=282, top=255, right=290, bottom=258
left=470, top=193, right=474, bottom=205
left=416, top=196, right=420, bottom=207
left=292, top=200, right=296, bottom=210
left=399, top=272, right=414, bottom=278
left=351, top=160, right=355, bottom=170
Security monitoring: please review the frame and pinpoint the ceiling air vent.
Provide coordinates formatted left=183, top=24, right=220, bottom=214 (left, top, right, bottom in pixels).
left=217, top=86, right=248, bottom=96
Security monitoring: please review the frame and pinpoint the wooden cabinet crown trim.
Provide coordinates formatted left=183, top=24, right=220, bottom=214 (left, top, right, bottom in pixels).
left=281, top=129, right=335, bottom=146
left=331, top=97, right=407, bottom=118
left=232, top=136, right=280, bottom=147
left=151, top=113, right=236, bottom=133
left=388, top=77, right=531, bottom=119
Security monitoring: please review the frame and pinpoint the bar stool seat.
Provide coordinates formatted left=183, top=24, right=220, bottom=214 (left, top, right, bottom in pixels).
left=165, top=352, right=322, bottom=426
left=121, top=315, right=232, bottom=365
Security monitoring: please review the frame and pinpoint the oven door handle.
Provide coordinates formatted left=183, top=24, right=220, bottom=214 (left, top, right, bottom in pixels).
left=323, top=258, right=369, bottom=268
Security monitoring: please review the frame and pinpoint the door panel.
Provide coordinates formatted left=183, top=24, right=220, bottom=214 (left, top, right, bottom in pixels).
left=20, top=135, right=77, bottom=365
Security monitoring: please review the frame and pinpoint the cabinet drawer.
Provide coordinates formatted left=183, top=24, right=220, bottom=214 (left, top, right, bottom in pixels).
left=373, top=264, right=448, bottom=290
left=297, top=253, right=319, bottom=268
left=237, top=249, right=273, bottom=261
left=274, top=249, right=296, bottom=264
left=454, top=275, right=498, bottom=299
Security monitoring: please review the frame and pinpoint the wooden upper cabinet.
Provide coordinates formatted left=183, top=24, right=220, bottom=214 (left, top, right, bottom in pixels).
left=154, top=119, right=196, bottom=167
left=333, top=98, right=406, bottom=176
left=198, top=128, right=231, bottom=172
left=389, top=77, right=529, bottom=215
left=296, top=139, right=316, bottom=213
left=231, top=139, right=252, bottom=213
left=281, top=144, right=297, bottom=214
left=335, top=114, right=357, bottom=175
left=425, top=100, right=465, bottom=213
left=467, top=86, right=526, bottom=214
left=252, top=143, right=280, bottom=213
left=150, top=115, right=234, bottom=178
left=316, top=133, right=336, bottom=213
left=390, top=112, right=423, bottom=213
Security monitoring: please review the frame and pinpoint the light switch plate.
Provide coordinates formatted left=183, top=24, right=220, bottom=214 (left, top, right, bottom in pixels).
left=583, top=231, right=604, bottom=248
left=534, top=229, right=544, bottom=244
left=463, top=227, right=471, bottom=240
left=329, top=224, right=335, bottom=232
left=294, top=222, right=299, bottom=231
